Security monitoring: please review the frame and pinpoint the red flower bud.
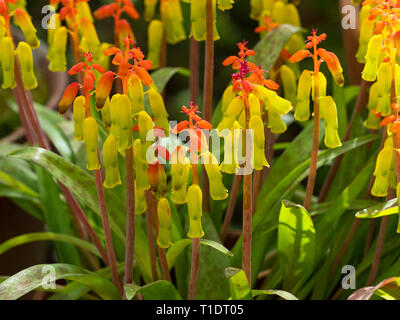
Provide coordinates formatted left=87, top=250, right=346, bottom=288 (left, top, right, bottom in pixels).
left=95, top=71, right=114, bottom=110
left=59, top=82, right=80, bottom=115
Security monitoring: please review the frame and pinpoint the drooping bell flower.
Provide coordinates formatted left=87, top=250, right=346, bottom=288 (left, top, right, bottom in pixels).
left=76, top=0, right=94, bottom=22
left=135, top=184, right=147, bottom=215
left=220, top=121, right=241, bottom=174
left=268, top=109, right=287, bottom=134
left=147, top=20, right=164, bottom=70
left=221, top=85, right=236, bottom=114
left=356, top=5, right=375, bottom=63
left=48, top=26, right=68, bottom=72
left=160, top=0, right=186, bottom=44
left=137, top=110, right=156, bottom=162
left=157, top=198, right=173, bottom=249
left=116, top=94, right=133, bottom=151
left=311, top=72, right=327, bottom=101
left=80, top=17, right=101, bottom=59
left=249, top=93, right=269, bottom=170
left=376, top=62, right=392, bottom=116
left=295, top=70, right=312, bottom=121
left=110, top=94, right=121, bottom=138
left=280, top=65, right=297, bottom=105
left=15, top=9, right=40, bottom=49
left=202, top=151, right=228, bottom=200
left=83, top=117, right=100, bottom=171
left=133, top=139, right=150, bottom=191
left=148, top=161, right=168, bottom=195
left=128, top=74, right=144, bottom=114
left=144, top=0, right=158, bottom=21
left=252, top=84, right=292, bottom=116
left=362, top=34, right=383, bottom=82
left=72, top=96, right=86, bottom=141
left=0, top=37, right=15, bottom=89
left=95, top=71, right=114, bottom=110
left=372, top=137, right=396, bottom=197
left=16, top=41, right=37, bottom=90
left=148, top=88, right=170, bottom=137
left=101, top=97, right=112, bottom=130
left=249, top=0, right=263, bottom=20
left=317, top=48, right=344, bottom=87
left=170, top=146, right=190, bottom=204
left=187, top=184, right=204, bottom=239
left=190, top=0, right=220, bottom=41
left=364, top=83, right=380, bottom=130
left=59, top=82, right=80, bottom=115
left=320, top=96, right=342, bottom=149
left=103, top=134, right=122, bottom=189
left=217, top=96, right=244, bottom=132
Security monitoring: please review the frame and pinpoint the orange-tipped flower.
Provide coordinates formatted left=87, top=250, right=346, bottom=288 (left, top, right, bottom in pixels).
left=289, top=50, right=311, bottom=63
left=59, top=82, right=80, bottom=115
left=317, top=48, right=344, bottom=87
left=15, top=9, right=40, bottom=49
left=95, top=71, right=114, bottom=110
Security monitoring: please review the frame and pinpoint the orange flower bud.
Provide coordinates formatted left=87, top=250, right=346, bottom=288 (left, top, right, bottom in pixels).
left=124, top=4, right=140, bottom=20
left=95, top=71, right=114, bottom=110
left=317, top=48, right=344, bottom=87
left=59, top=82, right=80, bottom=115
left=289, top=50, right=311, bottom=63
left=94, top=4, right=118, bottom=20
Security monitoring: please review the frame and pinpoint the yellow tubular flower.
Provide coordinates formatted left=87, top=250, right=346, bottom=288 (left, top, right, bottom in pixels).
left=48, top=26, right=68, bottom=72
left=15, top=9, right=40, bottom=49
left=83, top=117, right=100, bottom=171
left=148, top=89, right=170, bottom=137
left=253, top=85, right=292, bottom=115
left=133, top=140, right=150, bottom=190
left=356, top=14, right=375, bottom=63
left=372, top=138, right=394, bottom=197
left=135, top=185, right=147, bottom=215
left=103, top=134, right=122, bottom=189
left=285, top=3, right=301, bottom=26
left=76, top=1, right=94, bottom=22
left=268, top=109, right=287, bottom=134
left=117, top=94, right=133, bottom=150
left=272, top=0, right=286, bottom=24
left=16, top=42, right=37, bottom=90
left=218, top=0, right=234, bottom=11
left=320, top=96, right=342, bottom=149
left=171, top=147, right=190, bottom=191
left=0, top=16, right=6, bottom=39
left=145, top=0, right=159, bottom=21
left=221, top=85, right=236, bottom=114
left=364, top=83, right=380, bottom=130
left=376, top=63, right=391, bottom=116
left=147, top=20, right=164, bottom=70
left=190, top=0, right=220, bottom=41
left=362, top=34, right=383, bottom=82
left=137, top=111, right=156, bottom=162
left=295, top=70, right=312, bottom=121
left=280, top=65, right=297, bottom=105
left=128, top=75, right=145, bottom=114
left=110, top=94, right=121, bottom=138
left=157, top=198, right=173, bottom=248
left=0, top=37, right=15, bottom=89
left=396, top=64, right=400, bottom=98
left=220, top=121, right=240, bottom=174
left=217, top=96, right=244, bottom=132
left=202, top=151, right=228, bottom=200
left=311, top=72, right=327, bottom=101
left=73, top=96, right=86, bottom=141
left=80, top=18, right=101, bottom=59
left=187, top=184, right=204, bottom=239
left=249, top=99, right=269, bottom=170
left=101, top=98, right=112, bottom=130
left=250, top=0, right=264, bottom=20
left=161, top=0, right=186, bottom=44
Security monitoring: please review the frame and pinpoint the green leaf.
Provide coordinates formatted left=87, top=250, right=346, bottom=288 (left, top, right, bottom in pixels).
left=36, top=167, right=81, bottom=265
left=151, top=67, right=189, bottom=92
left=251, top=24, right=304, bottom=75
left=0, top=264, right=121, bottom=300
left=166, top=238, right=233, bottom=270
left=252, top=289, right=299, bottom=300
left=224, top=268, right=252, bottom=300
left=125, top=281, right=182, bottom=300
left=278, top=200, right=316, bottom=290
left=355, top=198, right=398, bottom=219
left=0, top=232, right=100, bottom=257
